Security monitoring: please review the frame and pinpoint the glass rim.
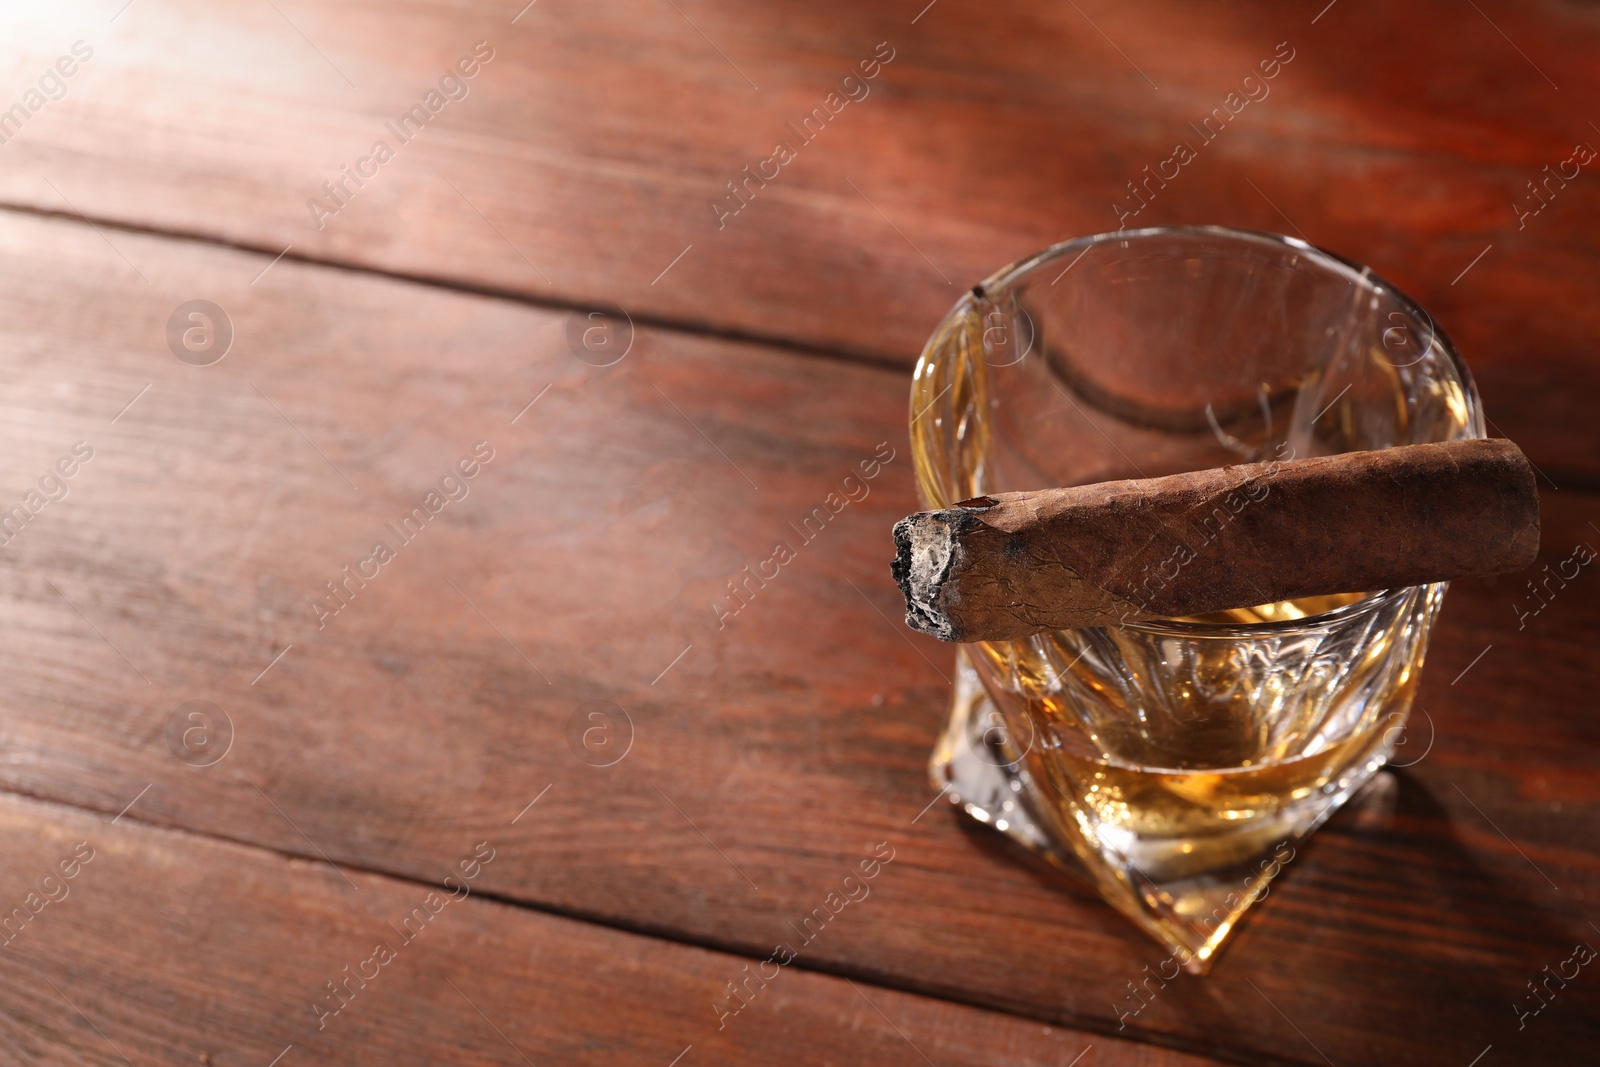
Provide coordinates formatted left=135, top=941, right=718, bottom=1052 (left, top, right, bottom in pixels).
left=926, top=225, right=1476, bottom=400
left=913, top=225, right=1478, bottom=639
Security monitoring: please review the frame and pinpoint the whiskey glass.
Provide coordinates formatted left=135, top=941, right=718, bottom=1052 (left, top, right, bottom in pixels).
left=912, top=227, right=1482, bottom=971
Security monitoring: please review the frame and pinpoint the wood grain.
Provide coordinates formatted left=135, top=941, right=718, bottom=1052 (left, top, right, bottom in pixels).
left=0, top=792, right=1228, bottom=1066
left=0, top=208, right=1595, bottom=1065
left=0, top=0, right=1596, bottom=477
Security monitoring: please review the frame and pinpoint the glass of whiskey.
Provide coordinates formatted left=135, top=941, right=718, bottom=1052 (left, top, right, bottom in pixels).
left=911, top=227, right=1481, bottom=971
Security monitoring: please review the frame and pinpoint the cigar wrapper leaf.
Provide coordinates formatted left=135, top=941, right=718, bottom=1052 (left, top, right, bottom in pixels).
left=890, top=439, right=1540, bottom=643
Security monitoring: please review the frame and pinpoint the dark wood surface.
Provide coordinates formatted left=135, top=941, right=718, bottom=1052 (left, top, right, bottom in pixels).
left=2, top=0, right=1599, bottom=479
left=0, top=791, right=1227, bottom=1066
left=0, top=2, right=1596, bottom=1064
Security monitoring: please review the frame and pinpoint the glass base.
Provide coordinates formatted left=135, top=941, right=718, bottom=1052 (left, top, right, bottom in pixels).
left=930, top=649, right=1395, bottom=974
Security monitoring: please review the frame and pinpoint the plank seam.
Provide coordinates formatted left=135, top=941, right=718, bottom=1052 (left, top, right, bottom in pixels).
left=0, top=201, right=910, bottom=374
left=0, top=779, right=1274, bottom=1067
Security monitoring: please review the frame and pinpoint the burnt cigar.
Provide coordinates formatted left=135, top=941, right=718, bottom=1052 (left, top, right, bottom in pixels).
left=891, top=438, right=1540, bottom=642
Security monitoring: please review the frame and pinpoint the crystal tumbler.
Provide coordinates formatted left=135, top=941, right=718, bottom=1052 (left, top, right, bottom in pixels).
left=912, top=227, right=1482, bottom=971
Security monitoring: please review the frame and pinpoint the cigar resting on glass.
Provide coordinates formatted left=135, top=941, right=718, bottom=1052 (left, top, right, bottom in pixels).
left=890, top=438, right=1540, bottom=642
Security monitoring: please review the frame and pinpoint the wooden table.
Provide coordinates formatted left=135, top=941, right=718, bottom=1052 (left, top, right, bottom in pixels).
left=0, top=2, right=1595, bottom=1063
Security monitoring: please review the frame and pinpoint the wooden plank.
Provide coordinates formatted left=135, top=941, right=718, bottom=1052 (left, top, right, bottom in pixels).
left=0, top=793, right=1227, bottom=1066
left=0, top=209, right=1596, bottom=1065
left=1, top=1, right=1598, bottom=475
